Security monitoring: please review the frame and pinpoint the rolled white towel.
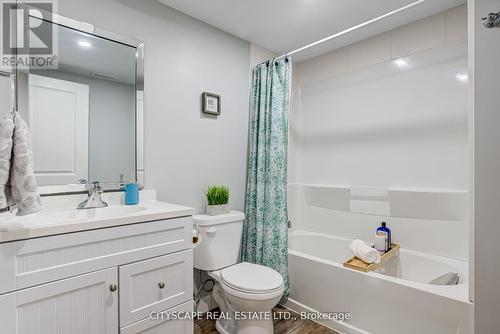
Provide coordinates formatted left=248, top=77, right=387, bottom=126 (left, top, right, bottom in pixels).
left=349, top=239, right=381, bottom=264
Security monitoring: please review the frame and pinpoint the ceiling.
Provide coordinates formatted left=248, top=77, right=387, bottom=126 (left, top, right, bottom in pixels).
left=157, top=0, right=465, bottom=62
left=56, top=24, right=136, bottom=84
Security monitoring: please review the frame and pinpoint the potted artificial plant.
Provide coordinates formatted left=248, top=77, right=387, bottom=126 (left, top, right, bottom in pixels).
left=206, top=185, right=230, bottom=215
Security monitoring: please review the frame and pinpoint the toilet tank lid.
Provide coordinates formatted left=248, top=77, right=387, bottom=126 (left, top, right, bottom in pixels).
left=193, top=211, right=245, bottom=226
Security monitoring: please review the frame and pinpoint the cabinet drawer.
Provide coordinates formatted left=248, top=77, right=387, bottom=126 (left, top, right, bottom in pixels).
left=0, top=217, right=192, bottom=294
left=121, top=300, right=193, bottom=334
left=0, top=268, right=118, bottom=334
left=119, top=250, right=193, bottom=327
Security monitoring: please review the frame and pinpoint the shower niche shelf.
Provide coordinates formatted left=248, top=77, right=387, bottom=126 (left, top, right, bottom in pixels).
left=289, top=183, right=468, bottom=221
left=343, top=243, right=400, bottom=272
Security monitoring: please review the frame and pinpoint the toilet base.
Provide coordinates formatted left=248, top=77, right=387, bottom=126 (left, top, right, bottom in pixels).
left=216, top=319, right=231, bottom=334
left=216, top=316, right=274, bottom=334
left=211, top=282, right=277, bottom=334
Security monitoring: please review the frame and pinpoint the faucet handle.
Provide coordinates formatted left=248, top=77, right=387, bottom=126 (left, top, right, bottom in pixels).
left=90, top=181, right=103, bottom=193
left=78, top=181, right=108, bottom=209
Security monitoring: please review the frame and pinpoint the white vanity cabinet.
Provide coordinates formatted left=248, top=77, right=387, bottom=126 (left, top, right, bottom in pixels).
left=0, top=268, right=119, bottom=334
left=121, top=301, right=193, bottom=334
left=0, top=215, right=194, bottom=334
left=119, top=250, right=193, bottom=327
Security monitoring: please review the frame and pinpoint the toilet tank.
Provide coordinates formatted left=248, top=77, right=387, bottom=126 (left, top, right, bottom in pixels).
left=193, top=211, right=245, bottom=271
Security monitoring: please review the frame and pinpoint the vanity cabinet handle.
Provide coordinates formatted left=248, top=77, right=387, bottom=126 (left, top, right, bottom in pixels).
left=109, top=284, right=118, bottom=292
left=158, top=282, right=166, bottom=289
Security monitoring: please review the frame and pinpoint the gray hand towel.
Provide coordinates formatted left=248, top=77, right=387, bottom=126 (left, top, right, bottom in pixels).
left=0, top=111, right=15, bottom=209
left=10, top=111, right=41, bottom=215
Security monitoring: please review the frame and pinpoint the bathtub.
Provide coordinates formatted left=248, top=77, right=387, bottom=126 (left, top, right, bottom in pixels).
left=283, top=231, right=473, bottom=334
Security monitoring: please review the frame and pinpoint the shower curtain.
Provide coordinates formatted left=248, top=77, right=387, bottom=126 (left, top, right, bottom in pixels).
left=241, top=57, right=291, bottom=296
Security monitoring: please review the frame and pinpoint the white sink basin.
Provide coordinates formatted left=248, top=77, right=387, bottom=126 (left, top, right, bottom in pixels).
left=0, top=200, right=195, bottom=243
left=37, top=205, right=147, bottom=223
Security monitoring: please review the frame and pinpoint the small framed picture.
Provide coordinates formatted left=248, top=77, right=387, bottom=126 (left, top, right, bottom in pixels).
left=202, top=92, right=221, bottom=116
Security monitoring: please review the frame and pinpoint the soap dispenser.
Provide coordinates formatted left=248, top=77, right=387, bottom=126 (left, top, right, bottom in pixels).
left=376, top=222, right=392, bottom=251
left=124, top=174, right=139, bottom=205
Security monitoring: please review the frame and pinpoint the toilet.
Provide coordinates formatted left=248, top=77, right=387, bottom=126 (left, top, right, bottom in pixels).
left=193, top=211, right=284, bottom=334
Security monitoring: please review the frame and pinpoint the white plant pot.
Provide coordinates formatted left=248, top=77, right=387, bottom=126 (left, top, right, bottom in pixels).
left=206, top=204, right=230, bottom=216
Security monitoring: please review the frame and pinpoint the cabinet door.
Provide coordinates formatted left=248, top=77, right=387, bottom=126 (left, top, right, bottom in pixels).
left=121, top=300, right=193, bottom=334
left=0, top=268, right=118, bottom=334
left=119, top=250, right=193, bottom=327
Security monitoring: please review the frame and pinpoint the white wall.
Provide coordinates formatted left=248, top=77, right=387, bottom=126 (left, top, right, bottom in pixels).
left=249, top=43, right=277, bottom=68
left=88, top=78, right=135, bottom=183
left=289, top=5, right=469, bottom=260
left=54, top=0, right=251, bottom=212
left=471, top=0, right=500, bottom=332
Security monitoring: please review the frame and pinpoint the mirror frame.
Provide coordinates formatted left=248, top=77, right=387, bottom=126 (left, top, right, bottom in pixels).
left=16, top=1, right=144, bottom=196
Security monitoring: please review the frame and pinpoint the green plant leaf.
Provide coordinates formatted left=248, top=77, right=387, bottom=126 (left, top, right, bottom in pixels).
left=206, top=185, right=229, bottom=205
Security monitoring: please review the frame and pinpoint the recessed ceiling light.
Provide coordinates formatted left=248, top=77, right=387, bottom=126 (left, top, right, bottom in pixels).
left=78, top=40, right=92, bottom=48
left=455, top=73, right=468, bottom=83
left=393, top=58, right=409, bottom=68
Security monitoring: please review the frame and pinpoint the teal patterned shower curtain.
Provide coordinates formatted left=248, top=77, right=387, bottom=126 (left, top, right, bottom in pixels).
left=241, top=58, right=291, bottom=296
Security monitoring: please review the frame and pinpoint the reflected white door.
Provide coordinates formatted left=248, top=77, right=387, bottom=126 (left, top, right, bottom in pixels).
left=28, top=74, right=89, bottom=185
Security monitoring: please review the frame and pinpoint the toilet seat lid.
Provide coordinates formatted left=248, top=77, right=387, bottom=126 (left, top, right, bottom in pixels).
left=220, top=262, right=284, bottom=293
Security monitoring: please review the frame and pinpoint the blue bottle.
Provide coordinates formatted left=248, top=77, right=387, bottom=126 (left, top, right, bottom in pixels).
left=376, top=222, right=392, bottom=251
left=124, top=177, right=139, bottom=205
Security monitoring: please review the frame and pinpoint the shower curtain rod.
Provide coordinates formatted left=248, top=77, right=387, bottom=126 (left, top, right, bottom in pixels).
left=257, top=0, right=429, bottom=66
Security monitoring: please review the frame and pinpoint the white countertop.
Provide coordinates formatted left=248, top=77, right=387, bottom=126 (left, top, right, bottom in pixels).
left=0, top=193, right=195, bottom=243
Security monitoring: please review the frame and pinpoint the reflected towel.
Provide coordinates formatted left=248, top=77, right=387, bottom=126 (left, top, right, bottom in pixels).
left=10, top=111, right=41, bottom=215
left=349, top=239, right=381, bottom=264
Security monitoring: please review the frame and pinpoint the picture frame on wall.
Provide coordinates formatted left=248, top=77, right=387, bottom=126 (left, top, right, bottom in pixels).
left=202, top=92, right=221, bottom=116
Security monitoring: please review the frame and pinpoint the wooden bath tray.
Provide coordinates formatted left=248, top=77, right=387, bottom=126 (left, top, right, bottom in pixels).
left=343, top=243, right=400, bottom=272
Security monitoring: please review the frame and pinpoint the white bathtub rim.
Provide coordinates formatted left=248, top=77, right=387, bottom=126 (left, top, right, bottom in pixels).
left=289, top=230, right=468, bottom=280
left=288, top=230, right=469, bottom=280
left=288, top=230, right=471, bottom=304
left=289, top=230, right=468, bottom=264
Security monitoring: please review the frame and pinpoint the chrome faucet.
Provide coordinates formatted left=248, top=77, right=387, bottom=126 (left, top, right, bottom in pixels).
left=482, top=11, right=500, bottom=28
left=77, top=182, right=108, bottom=209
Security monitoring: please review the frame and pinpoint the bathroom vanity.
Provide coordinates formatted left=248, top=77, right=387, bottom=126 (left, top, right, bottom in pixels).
left=0, top=193, right=195, bottom=334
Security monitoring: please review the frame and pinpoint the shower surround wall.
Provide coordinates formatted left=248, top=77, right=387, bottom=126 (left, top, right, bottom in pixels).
left=288, top=5, right=469, bottom=260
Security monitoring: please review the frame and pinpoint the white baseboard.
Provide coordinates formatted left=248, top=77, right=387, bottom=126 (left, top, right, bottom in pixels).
left=281, top=298, right=371, bottom=334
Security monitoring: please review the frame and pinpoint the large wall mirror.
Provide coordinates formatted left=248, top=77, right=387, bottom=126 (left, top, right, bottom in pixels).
left=16, top=3, right=144, bottom=193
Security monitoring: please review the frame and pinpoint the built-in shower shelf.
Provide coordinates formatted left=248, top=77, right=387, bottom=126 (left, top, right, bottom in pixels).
left=343, top=243, right=400, bottom=272
left=289, top=183, right=468, bottom=221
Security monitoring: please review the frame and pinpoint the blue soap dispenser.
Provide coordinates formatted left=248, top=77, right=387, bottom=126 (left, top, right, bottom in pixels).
left=376, top=222, right=392, bottom=251
left=124, top=174, right=139, bottom=205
